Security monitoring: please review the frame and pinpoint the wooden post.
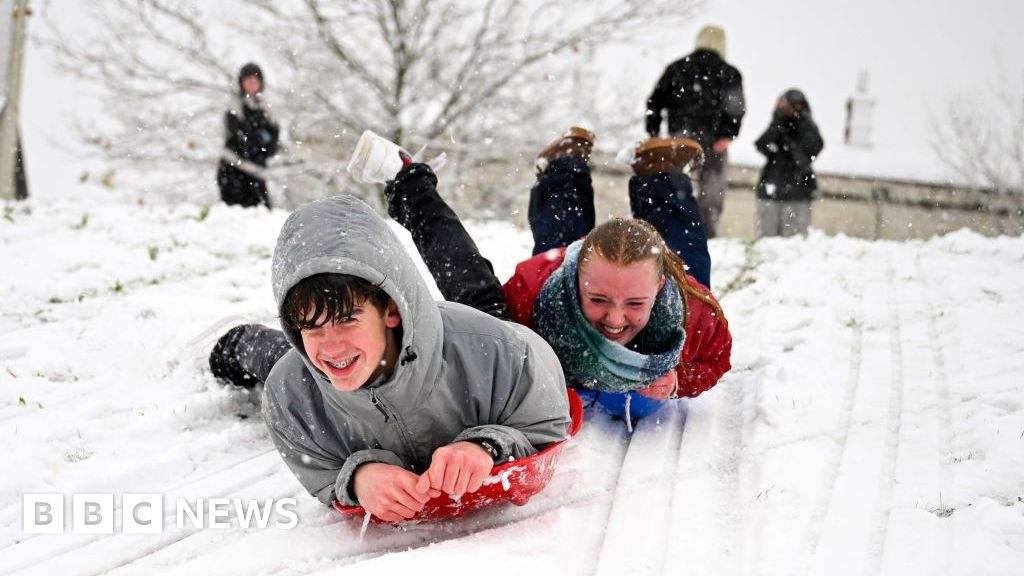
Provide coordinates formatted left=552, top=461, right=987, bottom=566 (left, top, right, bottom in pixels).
left=0, top=0, right=29, bottom=200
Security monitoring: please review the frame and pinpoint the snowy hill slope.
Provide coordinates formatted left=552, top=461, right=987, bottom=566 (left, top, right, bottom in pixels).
left=1, top=198, right=1023, bottom=575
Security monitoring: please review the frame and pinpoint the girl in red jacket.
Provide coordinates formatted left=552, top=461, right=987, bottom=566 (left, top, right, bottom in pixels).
left=380, top=127, right=731, bottom=422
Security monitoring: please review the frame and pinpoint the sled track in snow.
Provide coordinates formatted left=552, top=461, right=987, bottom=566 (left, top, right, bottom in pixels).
left=674, top=239, right=762, bottom=576
left=585, top=423, right=642, bottom=576
left=1, top=450, right=280, bottom=575
left=592, top=403, right=689, bottom=576
left=860, top=254, right=905, bottom=576
left=713, top=367, right=749, bottom=576
left=644, top=406, right=689, bottom=576
left=915, top=250, right=956, bottom=575
left=650, top=408, right=688, bottom=576
left=799, top=272, right=866, bottom=575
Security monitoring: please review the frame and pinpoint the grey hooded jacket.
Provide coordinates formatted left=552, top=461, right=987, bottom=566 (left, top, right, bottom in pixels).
left=262, top=195, right=571, bottom=506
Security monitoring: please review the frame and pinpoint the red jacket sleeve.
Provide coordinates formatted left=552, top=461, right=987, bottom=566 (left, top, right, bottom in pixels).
left=501, top=248, right=566, bottom=327
left=675, top=278, right=732, bottom=398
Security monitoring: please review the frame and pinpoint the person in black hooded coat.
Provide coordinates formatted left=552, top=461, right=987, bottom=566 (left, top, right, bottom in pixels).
left=216, top=63, right=279, bottom=208
left=646, top=25, right=745, bottom=239
left=754, top=89, right=824, bottom=237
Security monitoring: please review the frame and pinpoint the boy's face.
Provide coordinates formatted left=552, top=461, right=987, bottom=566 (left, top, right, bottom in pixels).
left=300, top=298, right=401, bottom=392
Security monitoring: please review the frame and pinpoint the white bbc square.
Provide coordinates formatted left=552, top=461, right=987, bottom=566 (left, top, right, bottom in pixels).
left=122, top=493, right=163, bottom=534
left=73, top=493, right=114, bottom=534
left=23, top=494, right=64, bottom=534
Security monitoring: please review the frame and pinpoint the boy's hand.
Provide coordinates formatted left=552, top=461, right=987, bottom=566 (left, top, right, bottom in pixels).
left=638, top=370, right=678, bottom=400
left=415, top=441, right=494, bottom=498
left=353, top=462, right=433, bottom=522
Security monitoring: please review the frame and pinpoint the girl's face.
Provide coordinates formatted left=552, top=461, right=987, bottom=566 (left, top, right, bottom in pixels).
left=577, top=254, right=665, bottom=346
left=241, top=75, right=262, bottom=96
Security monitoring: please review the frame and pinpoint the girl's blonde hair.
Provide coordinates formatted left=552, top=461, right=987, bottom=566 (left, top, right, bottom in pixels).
left=578, top=218, right=724, bottom=328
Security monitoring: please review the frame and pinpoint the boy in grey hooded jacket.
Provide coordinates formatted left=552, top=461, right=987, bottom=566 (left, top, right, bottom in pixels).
left=257, top=194, right=570, bottom=521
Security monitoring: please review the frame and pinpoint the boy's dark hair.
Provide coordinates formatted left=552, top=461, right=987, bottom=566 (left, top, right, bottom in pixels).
left=281, top=273, right=391, bottom=333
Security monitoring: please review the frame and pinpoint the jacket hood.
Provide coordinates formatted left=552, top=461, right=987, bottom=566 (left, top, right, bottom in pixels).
left=782, top=88, right=811, bottom=113
left=238, top=62, right=264, bottom=94
left=694, top=25, right=727, bottom=59
left=270, top=195, right=443, bottom=402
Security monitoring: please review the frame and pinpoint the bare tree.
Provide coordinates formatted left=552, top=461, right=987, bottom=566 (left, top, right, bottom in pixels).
left=931, top=68, right=1024, bottom=232
left=37, top=0, right=701, bottom=213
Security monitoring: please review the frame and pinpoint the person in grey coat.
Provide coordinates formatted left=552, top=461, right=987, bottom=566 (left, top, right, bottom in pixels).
left=210, top=194, right=571, bottom=522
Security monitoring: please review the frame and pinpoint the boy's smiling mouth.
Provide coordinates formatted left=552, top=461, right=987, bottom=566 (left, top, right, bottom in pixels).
left=326, top=358, right=355, bottom=369
left=321, top=354, right=360, bottom=379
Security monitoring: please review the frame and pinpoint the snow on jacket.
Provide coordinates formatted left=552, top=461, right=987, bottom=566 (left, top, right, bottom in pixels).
left=646, top=49, right=746, bottom=148
left=262, top=195, right=571, bottom=506
left=502, top=247, right=732, bottom=398
left=755, top=110, right=825, bottom=202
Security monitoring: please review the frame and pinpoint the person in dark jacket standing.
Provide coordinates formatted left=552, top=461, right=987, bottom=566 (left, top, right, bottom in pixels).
left=754, top=89, right=824, bottom=238
left=646, top=25, right=745, bottom=239
left=216, top=63, right=279, bottom=208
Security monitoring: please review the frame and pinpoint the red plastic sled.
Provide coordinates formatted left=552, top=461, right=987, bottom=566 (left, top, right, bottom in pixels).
left=333, top=388, right=584, bottom=521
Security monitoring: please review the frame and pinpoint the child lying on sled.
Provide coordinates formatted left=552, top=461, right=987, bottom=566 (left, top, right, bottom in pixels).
left=371, top=127, right=732, bottom=422
left=210, top=194, right=571, bottom=522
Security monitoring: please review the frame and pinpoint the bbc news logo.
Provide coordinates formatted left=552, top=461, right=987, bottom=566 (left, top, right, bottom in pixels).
left=23, top=494, right=299, bottom=534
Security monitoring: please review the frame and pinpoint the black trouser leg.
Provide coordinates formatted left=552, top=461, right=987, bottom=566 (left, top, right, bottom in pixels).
left=628, top=170, right=712, bottom=288
left=209, top=324, right=292, bottom=387
left=217, top=163, right=270, bottom=209
left=385, top=163, right=510, bottom=321
left=527, top=157, right=595, bottom=254
left=254, top=178, right=272, bottom=210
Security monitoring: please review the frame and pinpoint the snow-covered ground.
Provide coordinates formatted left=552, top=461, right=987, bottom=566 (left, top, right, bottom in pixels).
left=2, top=197, right=1022, bottom=575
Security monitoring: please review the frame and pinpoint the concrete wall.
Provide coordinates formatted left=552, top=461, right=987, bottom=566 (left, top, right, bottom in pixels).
left=586, top=162, right=1024, bottom=240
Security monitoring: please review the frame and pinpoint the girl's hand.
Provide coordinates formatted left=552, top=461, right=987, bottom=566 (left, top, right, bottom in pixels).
left=637, top=370, right=679, bottom=400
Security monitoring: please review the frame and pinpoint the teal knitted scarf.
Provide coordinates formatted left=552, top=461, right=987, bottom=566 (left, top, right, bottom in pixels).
left=533, top=240, right=686, bottom=393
